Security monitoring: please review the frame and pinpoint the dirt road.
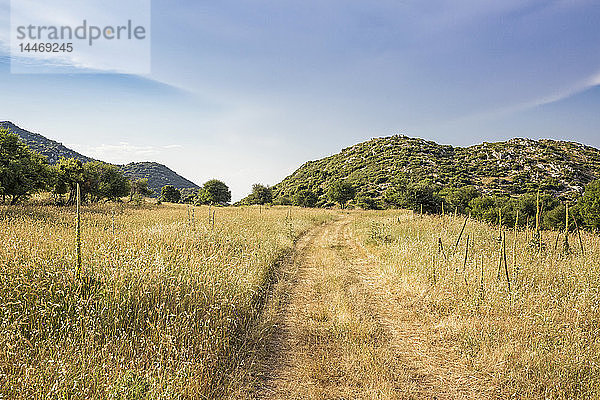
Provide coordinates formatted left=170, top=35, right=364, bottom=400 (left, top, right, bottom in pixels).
left=256, top=216, right=493, bottom=400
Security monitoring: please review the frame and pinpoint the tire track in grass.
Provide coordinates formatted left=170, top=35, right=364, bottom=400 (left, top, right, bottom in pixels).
left=253, top=215, right=494, bottom=399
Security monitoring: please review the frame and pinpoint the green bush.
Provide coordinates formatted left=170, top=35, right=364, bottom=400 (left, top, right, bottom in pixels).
left=0, top=128, right=50, bottom=204
left=203, top=179, right=231, bottom=204
left=327, top=180, right=355, bottom=208
left=293, top=190, right=318, bottom=208
left=578, top=180, right=600, bottom=230
left=245, top=184, right=273, bottom=205
left=161, top=185, right=181, bottom=203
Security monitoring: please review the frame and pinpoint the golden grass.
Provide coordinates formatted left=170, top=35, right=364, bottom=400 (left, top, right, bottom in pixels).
left=2, top=204, right=599, bottom=399
left=351, top=210, right=600, bottom=399
left=0, top=203, right=333, bottom=399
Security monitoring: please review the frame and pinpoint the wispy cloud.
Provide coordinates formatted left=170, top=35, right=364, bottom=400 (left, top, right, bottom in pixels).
left=525, top=70, right=600, bottom=109
left=68, top=142, right=183, bottom=164
left=421, top=68, right=600, bottom=134
left=590, top=71, right=600, bottom=87
left=7, top=0, right=150, bottom=74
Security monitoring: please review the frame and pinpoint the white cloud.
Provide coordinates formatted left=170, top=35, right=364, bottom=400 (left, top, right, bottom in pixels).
left=590, top=71, right=600, bottom=86
left=422, top=68, right=600, bottom=134
left=68, top=142, right=183, bottom=164
left=8, top=0, right=150, bottom=74
left=524, top=69, right=600, bottom=109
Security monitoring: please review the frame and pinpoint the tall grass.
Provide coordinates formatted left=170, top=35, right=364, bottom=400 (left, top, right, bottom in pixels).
left=353, top=210, right=600, bottom=399
left=0, top=203, right=332, bottom=398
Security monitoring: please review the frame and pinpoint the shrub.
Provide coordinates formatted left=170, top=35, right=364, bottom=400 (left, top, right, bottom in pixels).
left=0, top=128, right=50, bottom=204
left=355, top=192, right=382, bottom=210
left=327, top=180, right=356, bottom=208
left=384, top=181, right=441, bottom=213
left=246, top=184, right=273, bottom=205
left=293, top=190, right=318, bottom=208
left=273, top=195, right=292, bottom=206
left=129, top=178, right=153, bottom=201
left=161, top=185, right=181, bottom=203
left=203, top=179, right=231, bottom=204
left=578, top=180, right=600, bottom=230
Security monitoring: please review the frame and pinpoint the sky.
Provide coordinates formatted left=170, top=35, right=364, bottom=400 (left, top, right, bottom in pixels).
left=0, top=0, right=599, bottom=201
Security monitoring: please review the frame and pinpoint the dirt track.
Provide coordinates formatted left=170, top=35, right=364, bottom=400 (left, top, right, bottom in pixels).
left=255, top=216, right=493, bottom=400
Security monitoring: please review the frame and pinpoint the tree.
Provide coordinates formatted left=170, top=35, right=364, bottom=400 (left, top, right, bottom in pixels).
left=194, top=188, right=212, bottom=205
left=515, top=192, right=559, bottom=228
left=247, top=184, right=273, bottom=205
left=97, top=163, right=130, bottom=201
left=544, top=204, right=567, bottom=231
left=203, top=179, right=231, bottom=204
left=52, top=158, right=129, bottom=204
left=130, top=178, right=153, bottom=201
left=385, top=181, right=441, bottom=213
left=161, top=185, right=181, bottom=203
left=293, top=189, right=318, bottom=208
left=468, top=196, right=498, bottom=223
left=383, top=185, right=407, bottom=208
left=327, top=180, right=355, bottom=208
left=355, top=192, right=381, bottom=210
left=0, top=128, right=50, bottom=204
left=273, top=195, right=292, bottom=206
left=578, top=180, right=600, bottom=230
left=83, top=161, right=130, bottom=202
left=470, top=197, right=500, bottom=224
left=54, top=157, right=85, bottom=205
left=439, top=186, right=481, bottom=214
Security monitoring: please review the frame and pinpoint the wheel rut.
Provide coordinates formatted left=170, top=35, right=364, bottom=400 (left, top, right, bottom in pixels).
left=254, top=216, right=493, bottom=400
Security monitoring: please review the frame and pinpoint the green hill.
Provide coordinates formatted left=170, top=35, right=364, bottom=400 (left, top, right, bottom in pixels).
left=0, top=121, right=95, bottom=164
left=1, top=121, right=199, bottom=196
left=120, top=162, right=199, bottom=195
left=272, top=135, right=600, bottom=204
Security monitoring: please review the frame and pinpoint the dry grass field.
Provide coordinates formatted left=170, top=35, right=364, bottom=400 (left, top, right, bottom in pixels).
left=350, top=210, right=600, bottom=399
left=1, top=204, right=599, bottom=399
left=0, top=203, right=333, bottom=399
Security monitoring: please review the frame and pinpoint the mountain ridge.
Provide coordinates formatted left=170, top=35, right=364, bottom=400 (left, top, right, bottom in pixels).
left=0, top=121, right=200, bottom=195
left=272, top=134, right=600, bottom=204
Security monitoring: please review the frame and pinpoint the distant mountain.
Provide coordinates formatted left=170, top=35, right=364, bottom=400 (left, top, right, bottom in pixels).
left=1, top=121, right=199, bottom=195
left=120, top=162, right=200, bottom=195
left=1, top=121, right=94, bottom=164
left=271, top=135, right=600, bottom=204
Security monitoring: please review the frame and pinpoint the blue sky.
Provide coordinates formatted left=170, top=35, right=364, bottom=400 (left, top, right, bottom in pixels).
left=1, top=0, right=599, bottom=200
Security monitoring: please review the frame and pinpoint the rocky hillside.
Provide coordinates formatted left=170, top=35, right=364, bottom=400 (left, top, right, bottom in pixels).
left=1, top=121, right=199, bottom=195
left=0, top=121, right=94, bottom=164
left=120, top=162, right=199, bottom=194
left=273, top=135, right=600, bottom=202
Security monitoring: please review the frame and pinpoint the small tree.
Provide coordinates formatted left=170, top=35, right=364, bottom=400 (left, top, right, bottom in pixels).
left=130, top=178, right=153, bottom=201
left=293, top=189, right=318, bottom=208
left=161, top=185, right=181, bottom=203
left=439, top=186, right=481, bottom=214
left=83, top=161, right=130, bottom=202
left=327, top=180, right=355, bottom=208
left=468, top=196, right=497, bottom=222
left=247, top=184, right=273, bottom=205
left=194, top=188, right=211, bottom=205
left=0, top=128, right=50, bottom=204
left=515, top=192, right=560, bottom=228
left=544, top=204, right=567, bottom=231
left=355, top=192, right=381, bottom=210
left=578, top=180, right=600, bottom=230
left=203, top=179, right=231, bottom=204
left=385, top=181, right=441, bottom=213
left=100, top=164, right=130, bottom=201
left=54, top=157, right=85, bottom=205
left=274, top=195, right=292, bottom=206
